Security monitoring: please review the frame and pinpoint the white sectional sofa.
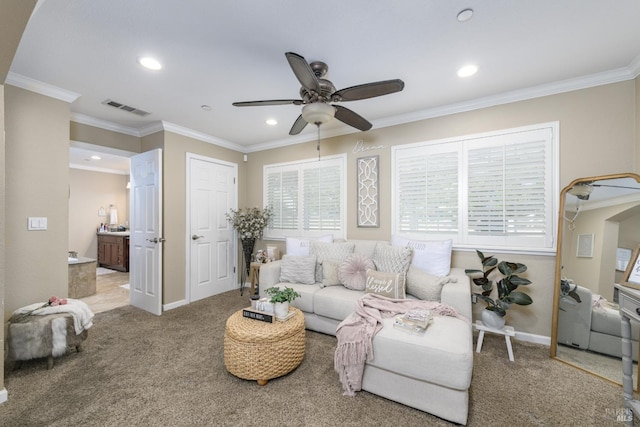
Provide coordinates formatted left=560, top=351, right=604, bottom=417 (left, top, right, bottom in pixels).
left=259, top=239, right=473, bottom=425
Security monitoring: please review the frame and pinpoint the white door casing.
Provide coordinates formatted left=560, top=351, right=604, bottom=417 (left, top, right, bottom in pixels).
left=130, top=149, right=163, bottom=315
left=187, top=154, right=237, bottom=302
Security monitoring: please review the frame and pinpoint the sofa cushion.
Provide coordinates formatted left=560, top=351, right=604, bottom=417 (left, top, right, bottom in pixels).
left=285, top=234, right=333, bottom=256
left=391, top=236, right=452, bottom=276
left=372, top=244, right=412, bottom=274
left=368, top=316, right=473, bottom=390
left=322, top=259, right=342, bottom=287
left=314, top=286, right=365, bottom=321
left=365, top=269, right=406, bottom=299
left=406, top=266, right=456, bottom=301
left=310, top=241, right=356, bottom=282
left=279, top=255, right=317, bottom=285
left=339, top=253, right=376, bottom=291
left=282, top=283, right=321, bottom=313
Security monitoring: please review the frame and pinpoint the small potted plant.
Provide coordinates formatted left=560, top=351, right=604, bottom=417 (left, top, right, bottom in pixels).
left=465, top=250, right=533, bottom=329
left=264, top=286, right=301, bottom=318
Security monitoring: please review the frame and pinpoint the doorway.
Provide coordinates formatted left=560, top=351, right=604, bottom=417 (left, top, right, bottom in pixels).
left=80, top=268, right=129, bottom=313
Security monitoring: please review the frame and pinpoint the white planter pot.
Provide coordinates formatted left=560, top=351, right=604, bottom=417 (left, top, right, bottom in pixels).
left=274, top=301, right=289, bottom=318
left=482, top=309, right=506, bottom=329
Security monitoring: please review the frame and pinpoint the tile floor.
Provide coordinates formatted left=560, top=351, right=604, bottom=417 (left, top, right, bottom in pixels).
left=80, top=270, right=129, bottom=314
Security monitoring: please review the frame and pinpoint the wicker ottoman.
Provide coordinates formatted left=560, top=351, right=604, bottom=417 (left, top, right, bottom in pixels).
left=224, top=307, right=305, bottom=385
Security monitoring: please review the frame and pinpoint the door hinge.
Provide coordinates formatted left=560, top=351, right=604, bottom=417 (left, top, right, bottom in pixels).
left=233, top=177, right=236, bottom=184
left=233, top=266, right=236, bottom=273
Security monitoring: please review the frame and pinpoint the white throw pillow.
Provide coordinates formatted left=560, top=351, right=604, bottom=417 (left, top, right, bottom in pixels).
left=391, top=236, right=452, bottom=276
left=279, top=255, right=317, bottom=285
left=372, top=244, right=413, bottom=274
left=285, top=234, right=333, bottom=256
left=321, top=259, right=342, bottom=287
left=309, top=241, right=356, bottom=282
left=406, top=265, right=457, bottom=301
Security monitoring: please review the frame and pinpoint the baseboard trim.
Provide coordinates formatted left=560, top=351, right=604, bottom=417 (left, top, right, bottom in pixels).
left=0, top=388, right=8, bottom=404
left=514, top=331, right=550, bottom=346
left=163, top=299, right=187, bottom=311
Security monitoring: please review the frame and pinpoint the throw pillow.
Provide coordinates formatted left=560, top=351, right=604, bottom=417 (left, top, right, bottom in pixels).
left=279, top=255, right=317, bottom=285
left=338, top=254, right=376, bottom=291
left=365, top=269, right=406, bottom=299
left=372, top=244, right=413, bottom=274
left=391, top=236, right=452, bottom=276
left=405, top=265, right=457, bottom=301
left=285, top=234, right=333, bottom=257
left=310, top=241, right=356, bottom=282
left=321, top=259, right=342, bottom=287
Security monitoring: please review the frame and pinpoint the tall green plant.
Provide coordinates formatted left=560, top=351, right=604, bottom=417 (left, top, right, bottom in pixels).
left=465, top=250, right=533, bottom=317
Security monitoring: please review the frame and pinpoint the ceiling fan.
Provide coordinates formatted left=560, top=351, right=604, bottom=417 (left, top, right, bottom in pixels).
left=232, top=52, right=405, bottom=135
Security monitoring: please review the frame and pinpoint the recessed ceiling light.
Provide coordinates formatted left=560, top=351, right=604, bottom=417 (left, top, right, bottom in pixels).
left=201, top=104, right=212, bottom=111
left=266, top=119, right=278, bottom=126
left=457, top=64, right=478, bottom=78
left=138, top=56, right=162, bottom=71
left=91, top=155, right=101, bottom=160
left=457, top=8, right=474, bottom=22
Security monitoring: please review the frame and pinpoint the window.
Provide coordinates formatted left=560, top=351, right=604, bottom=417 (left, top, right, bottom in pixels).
left=392, top=122, right=558, bottom=252
left=264, top=154, right=346, bottom=239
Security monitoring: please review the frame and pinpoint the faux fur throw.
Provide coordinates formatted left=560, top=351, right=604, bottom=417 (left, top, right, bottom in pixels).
left=334, top=293, right=468, bottom=396
left=12, top=298, right=94, bottom=335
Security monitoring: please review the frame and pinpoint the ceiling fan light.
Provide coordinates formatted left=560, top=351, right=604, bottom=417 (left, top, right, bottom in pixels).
left=302, top=103, right=336, bottom=126
left=568, top=183, right=593, bottom=200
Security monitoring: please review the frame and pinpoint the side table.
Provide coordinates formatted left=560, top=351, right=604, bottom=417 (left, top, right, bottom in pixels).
left=473, top=320, right=515, bottom=362
left=250, top=262, right=261, bottom=296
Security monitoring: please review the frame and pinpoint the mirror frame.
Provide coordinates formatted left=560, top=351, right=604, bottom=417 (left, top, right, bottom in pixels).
left=550, top=172, right=640, bottom=385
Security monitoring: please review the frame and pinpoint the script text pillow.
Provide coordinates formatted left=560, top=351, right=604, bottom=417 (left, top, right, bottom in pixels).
left=406, top=265, right=457, bottom=301
left=365, top=269, right=406, bottom=299
left=285, top=234, right=333, bottom=257
left=372, top=244, right=413, bottom=274
left=279, top=255, right=317, bottom=285
left=338, top=254, right=376, bottom=291
left=391, top=236, right=452, bottom=276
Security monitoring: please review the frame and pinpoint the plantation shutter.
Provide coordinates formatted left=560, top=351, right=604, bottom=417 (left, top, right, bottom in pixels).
left=264, top=155, right=346, bottom=239
left=397, top=148, right=459, bottom=235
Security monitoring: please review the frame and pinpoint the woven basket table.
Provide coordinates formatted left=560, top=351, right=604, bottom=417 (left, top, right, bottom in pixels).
left=224, top=307, right=305, bottom=385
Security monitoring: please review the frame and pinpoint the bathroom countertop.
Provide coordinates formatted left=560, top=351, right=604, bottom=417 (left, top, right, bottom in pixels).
left=96, top=231, right=130, bottom=236
left=68, top=257, right=96, bottom=264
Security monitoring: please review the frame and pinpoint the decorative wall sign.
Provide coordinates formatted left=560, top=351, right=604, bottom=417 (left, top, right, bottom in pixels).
left=357, top=155, right=379, bottom=227
left=576, top=233, right=594, bottom=258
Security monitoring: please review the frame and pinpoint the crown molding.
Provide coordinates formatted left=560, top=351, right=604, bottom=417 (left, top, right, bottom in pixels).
left=5, top=72, right=80, bottom=103
left=159, top=121, right=245, bottom=152
left=71, top=113, right=141, bottom=137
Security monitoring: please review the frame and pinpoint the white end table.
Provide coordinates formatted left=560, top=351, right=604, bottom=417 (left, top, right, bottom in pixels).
left=473, top=320, right=516, bottom=362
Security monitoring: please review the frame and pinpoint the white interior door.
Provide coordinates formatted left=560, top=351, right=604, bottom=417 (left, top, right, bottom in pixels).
left=188, top=154, right=236, bottom=302
left=130, top=149, right=163, bottom=315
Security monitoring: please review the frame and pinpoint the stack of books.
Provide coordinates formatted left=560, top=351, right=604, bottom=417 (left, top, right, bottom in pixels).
left=393, top=309, right=432, bottom=335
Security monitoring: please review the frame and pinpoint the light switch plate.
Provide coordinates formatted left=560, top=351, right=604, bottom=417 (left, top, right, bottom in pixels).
left=28, top=217, right=47, bottom=230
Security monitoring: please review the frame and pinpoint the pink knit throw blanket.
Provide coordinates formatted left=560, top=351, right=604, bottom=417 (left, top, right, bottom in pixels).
left=334, top=293, right=468, bottom=396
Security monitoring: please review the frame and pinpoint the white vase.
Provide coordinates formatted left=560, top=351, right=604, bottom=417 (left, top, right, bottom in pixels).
left=275, top=301, right=289, bottom=318
left=482, top=309, right=506, bottom=329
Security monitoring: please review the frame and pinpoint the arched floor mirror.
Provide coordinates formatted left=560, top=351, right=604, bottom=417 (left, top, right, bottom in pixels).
left=551, top=173, right=640, bottom=388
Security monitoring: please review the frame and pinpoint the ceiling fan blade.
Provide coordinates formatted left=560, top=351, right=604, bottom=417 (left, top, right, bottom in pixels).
left=334, top=105, right=372, bottom=131
left=333, top=79, right=405, bottom=102
left=592, top=184, right=640, bottom=190
left=232, top=99, right=302, bottom=107
left=289, top=114, right=308, bottom=135
left=285, top=52, right=321, bottom=93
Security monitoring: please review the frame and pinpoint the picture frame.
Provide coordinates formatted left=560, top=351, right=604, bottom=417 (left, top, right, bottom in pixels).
left=576, top=233, right=594, bottom=258
left=622, top=245, right=640, bottom=290
left=357, top=155, right=379, bottom=228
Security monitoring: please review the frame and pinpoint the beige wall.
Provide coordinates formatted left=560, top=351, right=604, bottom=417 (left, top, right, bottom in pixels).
left=71, top=122, right=141, bottom=153
left=1, top=83, right=6, bottom=396
left=68, top=168, right=129, bottom=259
left=4, top=85, right=70, bottom=316
left=249, top=80, right=637, bottom=337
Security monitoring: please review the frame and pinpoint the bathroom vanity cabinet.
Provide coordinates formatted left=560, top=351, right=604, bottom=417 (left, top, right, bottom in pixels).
left=97, top=233, right=129, bottom=272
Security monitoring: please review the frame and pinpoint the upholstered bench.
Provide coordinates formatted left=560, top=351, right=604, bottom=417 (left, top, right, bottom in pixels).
left=7, top=313, right=88, bottom=369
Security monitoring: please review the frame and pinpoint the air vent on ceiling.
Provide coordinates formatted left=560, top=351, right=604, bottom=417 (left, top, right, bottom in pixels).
left=102, top=99, right=151, bottom=116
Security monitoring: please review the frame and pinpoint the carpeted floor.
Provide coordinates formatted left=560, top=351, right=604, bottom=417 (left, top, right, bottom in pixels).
left=1, top=289, right=636, bottom=426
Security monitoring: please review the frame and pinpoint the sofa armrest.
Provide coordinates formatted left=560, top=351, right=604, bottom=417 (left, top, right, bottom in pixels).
left=441, top=267, right=472, bottom=322
left=258, top=260, right=282, bottom=297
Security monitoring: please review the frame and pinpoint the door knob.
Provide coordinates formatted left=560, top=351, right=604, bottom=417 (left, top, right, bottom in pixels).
left=192, top=234, right=204, bottom=240
left=146, top=237, right=166, bottom=243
